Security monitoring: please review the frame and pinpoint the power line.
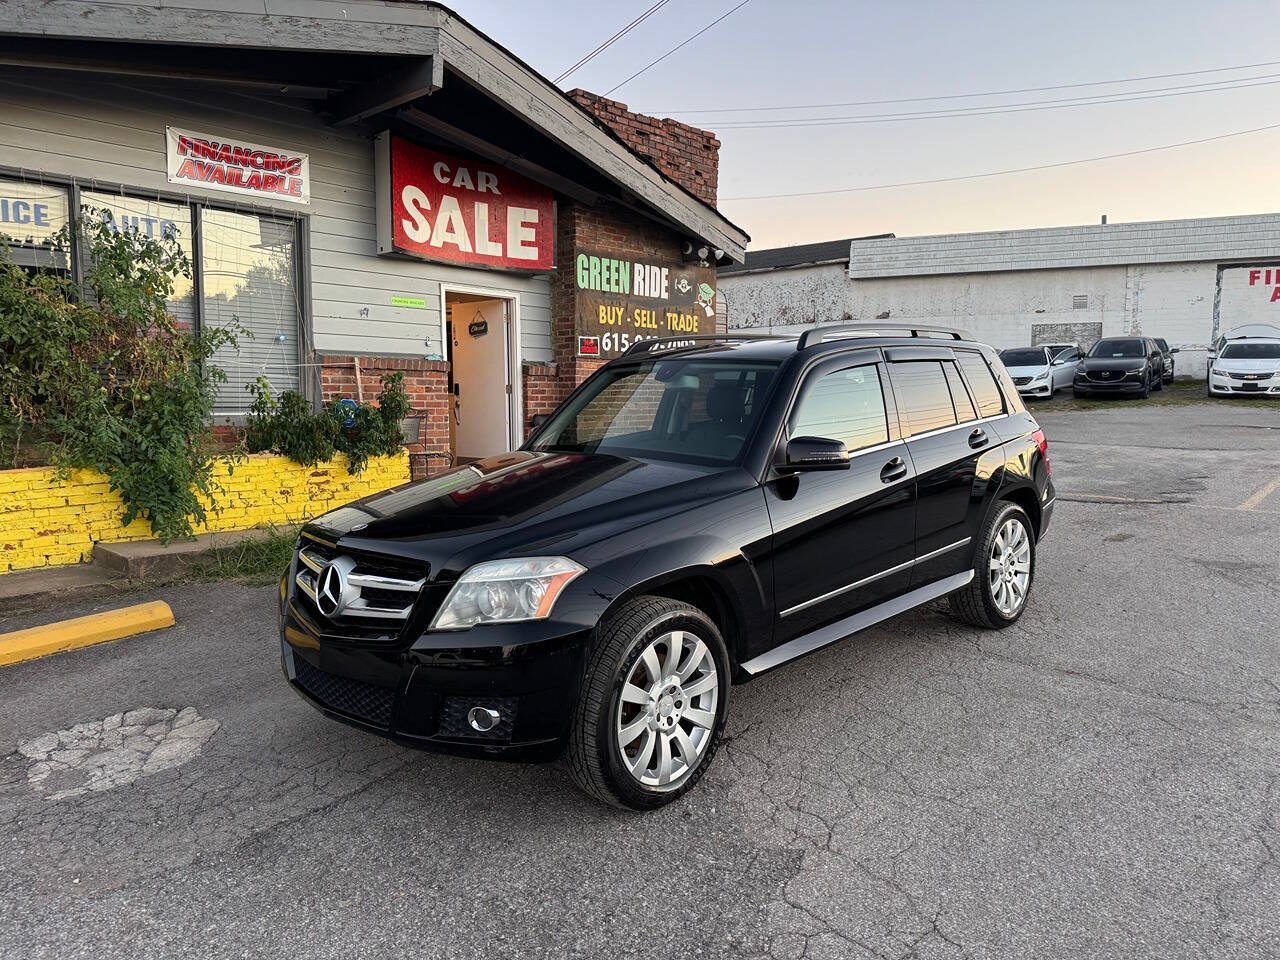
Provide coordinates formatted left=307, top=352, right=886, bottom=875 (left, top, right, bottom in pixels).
left=554, top=0, right=673, bottom=85
left=651, top=56, right=1280, bottom=115
left=603, top=0, right=754, bottom=97
left=711, top=74, right=1280, bottom=130
left=719, top=122, right=1280, bottom=201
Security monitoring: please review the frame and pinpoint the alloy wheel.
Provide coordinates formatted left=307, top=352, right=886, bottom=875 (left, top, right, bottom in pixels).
left=988, top=518, right=1031, bottom=616
left=615, top=630, right=719, bottom=789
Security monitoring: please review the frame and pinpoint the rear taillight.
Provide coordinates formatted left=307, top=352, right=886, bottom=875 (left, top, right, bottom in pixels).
left=1031, top=428, right=1050, bottom=474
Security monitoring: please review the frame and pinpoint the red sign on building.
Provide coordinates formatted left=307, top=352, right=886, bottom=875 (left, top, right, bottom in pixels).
left=378, top=134, right=555, bottom=271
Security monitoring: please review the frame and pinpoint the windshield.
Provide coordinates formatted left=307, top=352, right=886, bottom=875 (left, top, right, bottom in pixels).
left=1220, top=342, right=1280, bottom=359
left=1088, top=339, right=1145, bottom=358
left=528, top=358, right=781, bottom=465
left=1000, top=349, right=1047, bottom=366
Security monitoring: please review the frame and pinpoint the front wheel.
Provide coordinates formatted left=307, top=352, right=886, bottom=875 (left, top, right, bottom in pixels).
left=566, top=596, right=729, bottom=810
left=949, top=501, right=1035, bottom=628
left=1139, top=373, right=1151, bottom=399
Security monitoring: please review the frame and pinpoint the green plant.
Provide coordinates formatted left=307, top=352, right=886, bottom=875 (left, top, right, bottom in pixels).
left=186, top=526, right=298, bottom=585
left=1, top=210, right=238, bottom=542
left=244, top=371, right=409, bottom=474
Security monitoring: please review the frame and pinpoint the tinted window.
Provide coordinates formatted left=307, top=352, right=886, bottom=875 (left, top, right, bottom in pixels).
left=956, top=352, right=1006, bottom=418
left=1089, top=338, right=1145, bottom=358
left=891, top=361, right=957, bottom=436
left=1154, top=339, right=1170, bottom=351
left=1000, top=349, right=1047, bottom=366
left=530, top=359, right=779, bottom=464
left=1220, top=342, right=1280, bottom=359
left=790, top=364, right=888, bottom=452
left=943, top=362, right=977, bottom=422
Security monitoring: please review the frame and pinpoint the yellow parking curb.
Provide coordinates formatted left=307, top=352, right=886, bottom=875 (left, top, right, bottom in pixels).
left=0, top=601, right=175, bottom=667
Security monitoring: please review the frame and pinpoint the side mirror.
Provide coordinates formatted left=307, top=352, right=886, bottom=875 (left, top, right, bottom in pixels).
left=1170, top=348, right=1181, bottom=354
left=783, top=436, right=850, bottom=472
left=531, top=413, right=550, bottom=429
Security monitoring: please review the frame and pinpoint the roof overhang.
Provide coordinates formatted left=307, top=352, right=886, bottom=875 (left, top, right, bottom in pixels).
left=0, top=0, right=748, bottom=260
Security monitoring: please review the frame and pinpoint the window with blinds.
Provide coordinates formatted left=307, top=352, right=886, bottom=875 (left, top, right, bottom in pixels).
left=81, top=191, right=196, bottom=331
left=200, top=209, right=300, bottom=414
left=1, top=178, right=71, bottom=272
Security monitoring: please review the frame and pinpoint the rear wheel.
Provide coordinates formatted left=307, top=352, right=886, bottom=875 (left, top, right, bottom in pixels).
left=949, top=501, right=1035, bottom=629
left=566, top=596, right=729, bottom=810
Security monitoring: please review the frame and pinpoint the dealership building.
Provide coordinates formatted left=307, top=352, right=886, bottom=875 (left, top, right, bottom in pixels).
left=720, top=215, right=1280, bottom=378
left=0, top=0, right=744, bottom=477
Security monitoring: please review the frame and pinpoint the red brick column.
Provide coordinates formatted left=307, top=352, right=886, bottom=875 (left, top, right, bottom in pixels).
left=318, top=354, right=452, bottom=480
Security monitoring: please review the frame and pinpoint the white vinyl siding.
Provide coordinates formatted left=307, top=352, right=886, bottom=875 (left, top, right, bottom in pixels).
left=0, top=74, right=553, bottom=364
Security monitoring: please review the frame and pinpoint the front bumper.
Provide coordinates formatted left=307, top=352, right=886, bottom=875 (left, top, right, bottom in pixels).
left=279, top=574, right=614, bottom=762
left=1073, top=377, right=1145, bottom=395
left=1015, top=381, right=1053, bottom=397
left=1209, top=373, right=1280, bottom=395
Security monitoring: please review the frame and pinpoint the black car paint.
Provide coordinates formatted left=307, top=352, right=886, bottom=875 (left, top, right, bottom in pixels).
left=281, top=337, right=1054, bottom=760
left=1072, top=337, right=1163, bottom=396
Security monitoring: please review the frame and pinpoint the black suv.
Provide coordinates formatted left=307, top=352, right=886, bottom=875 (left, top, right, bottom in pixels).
left=1072, top=337, right=1166, bottom=398
left=280, top=326, right=1055, bottom=809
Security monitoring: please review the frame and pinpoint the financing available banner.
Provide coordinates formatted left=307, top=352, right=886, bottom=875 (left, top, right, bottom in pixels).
left=166, top=126, right=310, bottom=205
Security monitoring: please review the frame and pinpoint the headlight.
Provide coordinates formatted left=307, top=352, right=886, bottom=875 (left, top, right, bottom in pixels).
left=1212, top=367, right=1232, bottom=378
left=431, top=556, right=585, bottom=629
left=1032, top=370, right=1048, bottom=381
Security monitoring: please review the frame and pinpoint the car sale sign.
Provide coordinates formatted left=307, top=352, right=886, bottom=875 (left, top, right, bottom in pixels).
left=166, top=127, right=310, bottom=204
left=379, top=134, right=555, bottom=271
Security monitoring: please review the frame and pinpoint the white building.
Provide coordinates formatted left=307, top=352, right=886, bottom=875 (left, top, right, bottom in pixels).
left=720, top=215, right=1280, bottom=378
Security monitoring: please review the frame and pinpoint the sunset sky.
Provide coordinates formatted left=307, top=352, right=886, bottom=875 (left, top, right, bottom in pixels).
left=451, top=0, right=1280, bottom=250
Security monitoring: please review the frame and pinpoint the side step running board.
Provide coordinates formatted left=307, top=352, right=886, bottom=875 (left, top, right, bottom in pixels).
left=740, top=571, right=974, bottom=676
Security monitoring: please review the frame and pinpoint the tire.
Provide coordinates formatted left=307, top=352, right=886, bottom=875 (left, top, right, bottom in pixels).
left=565, top=595, right=729, bottom=810
left=1152, top=371, right=1163, bottom=392
left=1138, top=372, right=1151, bottom=399
left=949, top=501, right=1035, bottom=629
left=1073, top=388, right=1087, bottom=399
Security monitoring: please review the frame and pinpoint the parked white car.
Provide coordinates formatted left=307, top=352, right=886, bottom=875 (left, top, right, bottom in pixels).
left=1208, top=336, right=1280, bottom=397
left=999, top=345, right=1081, bottom=398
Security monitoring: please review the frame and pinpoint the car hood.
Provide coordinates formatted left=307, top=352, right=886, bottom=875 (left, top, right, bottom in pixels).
left=301, top=450, right=753, bottom=577
left=1079, top=357, right=1147, bottom=372
left=1005, top=364, right=1050, bottom=378
left=1214, top=358, right=1280, bottom=373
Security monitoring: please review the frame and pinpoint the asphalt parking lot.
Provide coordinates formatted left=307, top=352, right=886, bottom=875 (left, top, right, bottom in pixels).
left=2, top=396, right=1278, bottom=960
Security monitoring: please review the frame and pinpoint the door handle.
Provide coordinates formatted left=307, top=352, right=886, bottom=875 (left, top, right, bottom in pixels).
left=968, top=428, right=987, bottom=449
left=880, top=456, right=908, bottom=483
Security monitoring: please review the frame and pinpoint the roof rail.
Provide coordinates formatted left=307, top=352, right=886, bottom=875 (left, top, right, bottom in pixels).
left=619, top=333, right=785, bottom=358
left=796, top=323, right=971, bottom=350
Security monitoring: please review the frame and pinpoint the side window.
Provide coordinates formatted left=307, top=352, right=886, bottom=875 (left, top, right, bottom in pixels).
left=890, top=361, right=957, bottom=436
left=790, top=364, right=889, bottom=453
left=943, top=362, right=977, bottom=422
left=956, top=352, right=1006, bottom=418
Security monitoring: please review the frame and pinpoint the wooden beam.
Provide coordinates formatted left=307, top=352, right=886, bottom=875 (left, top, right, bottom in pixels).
left=398, top=108, right=602, bottom=205
left=328, top=56, right=443, bottom=127
left=0, top=54, right=336, bottom=98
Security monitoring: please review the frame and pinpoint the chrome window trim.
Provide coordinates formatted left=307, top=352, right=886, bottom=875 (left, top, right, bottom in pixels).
left=780, top=537, right=972, bottom=618
left=902, top=413, right=1007, bottom=443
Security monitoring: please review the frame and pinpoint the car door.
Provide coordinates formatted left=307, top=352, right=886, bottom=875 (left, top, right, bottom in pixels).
left=1052, top=347, right=1080, bottom=390
left=886, top=349, right=1001, bottom=587
left=763, top=352, right=917, bottom=642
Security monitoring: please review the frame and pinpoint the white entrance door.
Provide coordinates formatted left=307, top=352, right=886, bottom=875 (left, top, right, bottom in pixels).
left=450, top=298, right=511, bottom=460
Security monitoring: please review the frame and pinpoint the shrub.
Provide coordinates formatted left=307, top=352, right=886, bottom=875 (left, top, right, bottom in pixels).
left=1, top=211, right=238, bottom=542
left=244, top=371, right=409, bottom=474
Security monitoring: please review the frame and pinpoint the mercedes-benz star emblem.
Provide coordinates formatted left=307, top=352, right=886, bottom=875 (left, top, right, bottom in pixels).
left=317, top=562, right=346, bottom=617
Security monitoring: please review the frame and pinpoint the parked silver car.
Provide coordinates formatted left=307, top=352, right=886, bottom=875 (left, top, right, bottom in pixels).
left=999, top=345, right=1081, bottom=398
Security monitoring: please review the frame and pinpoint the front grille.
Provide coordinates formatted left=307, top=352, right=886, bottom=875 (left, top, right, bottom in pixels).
left=1087, top=370, right=1130, bottom=383
left=293, top=656, right=395, bottom=728
left=292, top=539, right=427, bottom=643
left=1012, top=376, right=1032, bottom=386
left=1228, top=371, right=1273, bottom=381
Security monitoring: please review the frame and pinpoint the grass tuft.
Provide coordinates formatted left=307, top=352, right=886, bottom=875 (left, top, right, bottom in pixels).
left=1028, top=377, right=1279, bottom=412
left=186, top=527, right=297, bottom=586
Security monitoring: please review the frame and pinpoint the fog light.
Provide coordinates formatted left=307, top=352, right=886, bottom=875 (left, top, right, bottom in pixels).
left=468, top=706, right=501, bottom=732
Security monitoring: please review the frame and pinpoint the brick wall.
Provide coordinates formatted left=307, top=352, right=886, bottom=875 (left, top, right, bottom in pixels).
left=0, top=453, right=409, bottom=573
left=568, top=89, right=719, bottom=206
left=318, top=354, right=452, bottom=479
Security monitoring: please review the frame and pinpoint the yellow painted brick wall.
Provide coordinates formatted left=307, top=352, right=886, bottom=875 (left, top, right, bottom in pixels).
left=0, top=452, right=410, bottom=573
